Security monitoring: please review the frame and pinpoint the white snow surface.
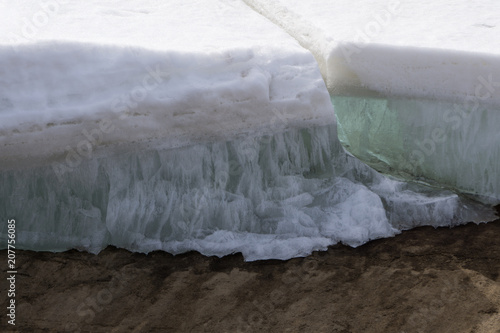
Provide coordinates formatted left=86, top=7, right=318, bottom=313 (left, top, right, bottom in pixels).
left=244, top=0, right=500, bottom=103
left=0, top=0, right=332, bottom=169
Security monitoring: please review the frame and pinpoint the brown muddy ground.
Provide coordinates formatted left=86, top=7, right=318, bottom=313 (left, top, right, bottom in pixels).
left=2, top=219, right=500, bottom=333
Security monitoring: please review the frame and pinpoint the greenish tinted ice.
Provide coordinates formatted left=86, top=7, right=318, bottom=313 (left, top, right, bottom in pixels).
left=333, top=96, right=500, bottom=204
left=1, top=124, right=493, bottom=260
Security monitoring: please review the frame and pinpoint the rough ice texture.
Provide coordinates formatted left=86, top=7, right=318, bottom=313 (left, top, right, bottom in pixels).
left=244, top=0, right=500, bottom=202
left=0, top=125, right=492, bottom=261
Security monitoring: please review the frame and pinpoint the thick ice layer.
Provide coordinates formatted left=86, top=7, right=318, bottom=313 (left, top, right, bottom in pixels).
left=0, top=0, right=331, bottom=170
left=0, top=125, right=493, bottom=261
left=334, top=96, right=500, bottom=204
left=245, top=0, right=500, bottom=202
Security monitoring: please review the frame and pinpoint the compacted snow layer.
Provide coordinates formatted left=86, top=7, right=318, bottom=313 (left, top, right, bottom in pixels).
left=0, top=0, right=332, bottom=169
left=243, top=0, right=500, bottom=101
left=0, top=0, right=497, bottom=260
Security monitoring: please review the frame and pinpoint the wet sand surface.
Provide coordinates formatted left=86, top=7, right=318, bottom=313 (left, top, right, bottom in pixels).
left=2, top=218, right=500, bottom=333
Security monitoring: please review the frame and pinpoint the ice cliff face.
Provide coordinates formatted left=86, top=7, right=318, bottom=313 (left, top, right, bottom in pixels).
left=1, top=125, right=492, bottom=260
left=0, top=0, right=497, bottom=260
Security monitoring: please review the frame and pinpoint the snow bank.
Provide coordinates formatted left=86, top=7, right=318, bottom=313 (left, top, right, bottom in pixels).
left=0, top=0, right=332, bottom=170
left=244, top=0, right=500, bottom=202
left=0, top=0, right=496, bottom=260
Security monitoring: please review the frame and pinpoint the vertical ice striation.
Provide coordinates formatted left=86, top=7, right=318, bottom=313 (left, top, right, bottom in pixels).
left=1, top=161, right=111, bottom=254
left=0, top=124, right=493, bottom=261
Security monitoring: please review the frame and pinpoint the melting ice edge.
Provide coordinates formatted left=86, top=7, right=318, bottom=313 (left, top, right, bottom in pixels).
left=0, top=124, right=495, bottom=261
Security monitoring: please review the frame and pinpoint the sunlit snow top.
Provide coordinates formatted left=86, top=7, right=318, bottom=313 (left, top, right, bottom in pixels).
left=1, top=0, right=295, bottom=52
left=245, top=0, right=500, bottom=103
